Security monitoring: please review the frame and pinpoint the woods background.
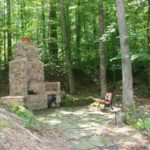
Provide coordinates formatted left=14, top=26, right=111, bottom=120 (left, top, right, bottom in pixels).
left=0, top=0, right=150, bottom=98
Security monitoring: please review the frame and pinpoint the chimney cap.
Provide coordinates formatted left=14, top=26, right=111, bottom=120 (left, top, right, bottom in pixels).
left=21, top=37, right=31, bottom=43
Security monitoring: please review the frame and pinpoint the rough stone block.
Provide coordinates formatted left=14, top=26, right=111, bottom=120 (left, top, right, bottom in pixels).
left=24, top=95, right=47, bottom=110
left=7, top=41, right=50, bottom=110
left=45, top=82, right=61, bottom=106
left=0, top=96, right=25, bottom=106
left=45, top=82, right=60, bottom=92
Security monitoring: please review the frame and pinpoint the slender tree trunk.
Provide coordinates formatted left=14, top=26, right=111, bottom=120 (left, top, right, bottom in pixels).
left=83, top=20, right=89, bottom=50
left=147, top=0, right=150, bottom=86
left=42, top=0, right=46, bottom=48
left=60, top=0, right=75, bottom=93
left=75, top=0, right=81, bottom=64
left=7, top=0, right=12, bottom=61
left=49, top=3, right=58, bottom=60
left=0, top=32, right=1, bottom=82
left=93, top=18, right=97, bottom=41
left=36, top=27, right=40, bottom=45
left=0, top=32, right=2, bottom=71
left=4, top=31, right=7, bottom=69
left=99, top=0, right=107, bottom=97
left=2, top=6, right=7, bottom=69
left=147, top=0, right=150, bottom=51
left=66, top=2, right=72, bottom=57
left=20, top=1, right=26, bottom=36
left=116, top=0, right=134, bottom=111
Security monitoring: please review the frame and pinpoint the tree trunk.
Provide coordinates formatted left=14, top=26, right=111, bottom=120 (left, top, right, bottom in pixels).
left=42, top=0, right=46, bottom=48
left=7, top=0, right=12, bottom=61
left=20, top=1, right=25, bottom=34
left=0, top=32, right=2, bottom=71
left=147, top=0, right=150, bottom=51
left=49, top=3, right=58, bottom=60
left=93, top=18, right=97, bottom=44
left=60, top=0, right=75, bottom=94
left=116, top=0, right=134, bottom=111
left=0, top=33, right=1, bottom=82
left=36, top=27, right=40, bottom=45
left=4, top=30, right=7, bottom=68
left=99, top=0, right=107, bottom=97
left=2, top=7, right=7, bottom=69
left=147, top=0, right=150, bottom=86
left=75, top=0, right=81, bottom=65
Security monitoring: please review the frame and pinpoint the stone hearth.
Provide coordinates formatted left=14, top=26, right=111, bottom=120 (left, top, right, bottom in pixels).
left=9, top=40, right=47, bottom=110
left=1, top=39, right=61, bottom=110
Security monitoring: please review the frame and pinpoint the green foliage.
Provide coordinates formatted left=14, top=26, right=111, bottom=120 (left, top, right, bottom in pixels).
left=135, top=84, right=150, bottom=98
left=60, top=95, right=94, bottom=107
left=135, top=118, right=150, bottom=131
left=100, top=23, right=116, bottom=42
left=9, top=104, right=34, bottom=127
left=0, top=0, right=150, bottom=97
left=122, top=105, right=150, bottom=131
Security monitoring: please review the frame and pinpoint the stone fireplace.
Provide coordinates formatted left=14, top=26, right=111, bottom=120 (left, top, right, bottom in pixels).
left=1, top=39, right=61, bottom=110
left=8, top=40, right=47, bottom=110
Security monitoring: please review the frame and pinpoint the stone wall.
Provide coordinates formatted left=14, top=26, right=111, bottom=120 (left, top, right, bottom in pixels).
left=9, top=41, right=47, bottom=110
left=45, top=82, right=61, bottom=106
left=1, top=40, right=61, bottom=110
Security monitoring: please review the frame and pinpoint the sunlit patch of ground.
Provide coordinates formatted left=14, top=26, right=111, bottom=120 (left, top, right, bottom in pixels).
left=35, top=106, right=150, bottom=150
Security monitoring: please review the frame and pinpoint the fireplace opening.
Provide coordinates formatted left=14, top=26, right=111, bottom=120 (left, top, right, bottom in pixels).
left=28, top=90, right=37, bottom=95
left=47, top=95, right=57, bottom=108
left=28, top=79, right=39, bottom=95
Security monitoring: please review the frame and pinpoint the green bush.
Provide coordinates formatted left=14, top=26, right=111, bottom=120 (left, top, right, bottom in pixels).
left=122, top=105, right=150, bottom=131
left=135, top=84, right=150, bottom=98
left=135, top=118, right=150, bottom=131
left=60, top=95, right=94, bottom=107
left=9, top=104, right=34, bottom=127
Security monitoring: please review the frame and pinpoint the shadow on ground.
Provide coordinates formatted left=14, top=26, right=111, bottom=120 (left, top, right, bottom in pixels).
left=34, top=106, right=150, bottom=150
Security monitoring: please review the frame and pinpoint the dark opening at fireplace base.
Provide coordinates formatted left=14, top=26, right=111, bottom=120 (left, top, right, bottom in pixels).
left=28, top=90, right=38, bottom=95
left=47, top=95, right=57, bottom=108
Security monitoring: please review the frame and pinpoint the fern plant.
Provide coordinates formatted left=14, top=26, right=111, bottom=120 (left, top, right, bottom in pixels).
left=10, top=104, right=34, bottom=127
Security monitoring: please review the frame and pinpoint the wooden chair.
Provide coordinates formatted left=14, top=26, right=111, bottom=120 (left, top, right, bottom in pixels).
left=95, top=92, right=113, bottom=110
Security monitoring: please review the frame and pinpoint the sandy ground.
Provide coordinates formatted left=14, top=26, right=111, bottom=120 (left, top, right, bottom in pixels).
left=0, top=104, right=150, bottom=150
left=35, top=106, right=150, bottom=150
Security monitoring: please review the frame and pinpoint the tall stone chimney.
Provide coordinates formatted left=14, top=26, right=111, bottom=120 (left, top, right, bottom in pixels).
left=9, top=38, right=47, bottom=110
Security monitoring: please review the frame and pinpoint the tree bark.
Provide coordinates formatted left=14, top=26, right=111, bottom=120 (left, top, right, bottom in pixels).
left=49, top=3, right=58, bottom=60
left=75, top=0, right=81, bottom=65
left=0, top=32, right=2, bottom=71
left=60, top=0, right=75, bottom=93
left=147, top=0, right=150, bottom=86
left=116, top=0, right=134, bottom=111
left=99, top=0, right=107, bottom=97
left=42, top=0, right=46, bottom=48
left=2, top=7, right=7, bottom=69
left=7, top=0, right=12, bottom=61
left=20, top=1, right=25, bottom=34
left=93, top=18, right=98, bottom=50
left=0, top=32, right=1, bottom=82
left=147, top=0, right=150, bottom=50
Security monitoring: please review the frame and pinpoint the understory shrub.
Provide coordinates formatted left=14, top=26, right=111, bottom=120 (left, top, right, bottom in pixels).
left=9, top=104, right=35, bottom=127
left=122, top=105, right=150, bottom=131
left=135, top=118, right=150, bottom=131
left=60, top=95, right=94, bottom=107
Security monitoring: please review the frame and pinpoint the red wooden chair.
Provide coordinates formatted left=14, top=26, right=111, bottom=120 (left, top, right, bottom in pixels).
left=95, top=92, right=113, bottom=109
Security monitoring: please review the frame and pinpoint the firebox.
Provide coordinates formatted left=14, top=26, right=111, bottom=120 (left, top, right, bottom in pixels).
left=9, top=39, right=47, bottom=110
left=28, top=79, right=40, bottom=95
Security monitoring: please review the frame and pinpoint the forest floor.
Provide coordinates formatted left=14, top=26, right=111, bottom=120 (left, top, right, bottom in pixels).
left=0, top=100, right=150, bottom=150
left=0, top=104, right=73, bottom=150
left=34, top=104, right=150, bottom=150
